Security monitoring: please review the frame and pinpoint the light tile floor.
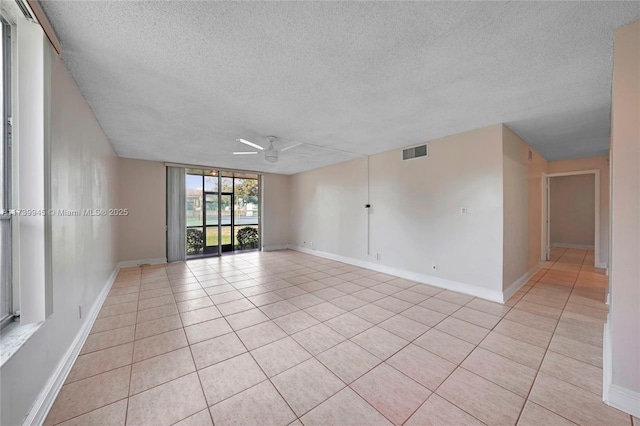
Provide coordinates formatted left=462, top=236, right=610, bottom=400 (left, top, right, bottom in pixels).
left=45, top=248, right=636, bottom=425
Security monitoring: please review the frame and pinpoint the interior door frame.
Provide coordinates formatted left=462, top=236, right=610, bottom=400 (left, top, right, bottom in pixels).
left=542, top=169, right=600, bottom=267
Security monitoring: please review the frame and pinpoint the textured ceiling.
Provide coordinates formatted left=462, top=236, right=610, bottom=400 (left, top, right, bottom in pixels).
left=41, top=1, right=640, bottom=174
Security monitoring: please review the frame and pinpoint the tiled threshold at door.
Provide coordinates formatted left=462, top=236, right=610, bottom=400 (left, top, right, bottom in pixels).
left=44, top=247, right=635, bottom=426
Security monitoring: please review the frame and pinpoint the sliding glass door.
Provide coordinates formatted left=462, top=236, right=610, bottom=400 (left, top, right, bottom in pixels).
left=186, top=169, right=260, bottom=257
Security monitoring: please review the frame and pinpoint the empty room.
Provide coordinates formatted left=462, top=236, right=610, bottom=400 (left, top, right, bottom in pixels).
left=0, top=1, right=639, bottom=425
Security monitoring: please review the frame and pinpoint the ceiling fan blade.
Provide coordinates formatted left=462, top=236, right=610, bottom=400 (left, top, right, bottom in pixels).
left=233, top=151, right=258, bottom=155
left=236, top=139, right=264, bottom=150
left=280, top=142, right=303, bottom=152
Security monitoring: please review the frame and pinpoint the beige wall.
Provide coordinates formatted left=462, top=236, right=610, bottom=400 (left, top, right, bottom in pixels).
left=291, top=157, right=369, bottom=260
left=550, top=174, right=595, bottom=247
left=502, top=126, right=548, bottom=291
left=117, top=158, right=166, bottom=262
left=548, top=156, right=609, bottom=266
left=527, top=137, right=549, bottom=271
left=1, top=52, right=120, bottom=425
left=262, top=173, right=292, bottom=249
left=608, top=19, right=640, bottom=402
left=291, top=125, right=505, bottom=298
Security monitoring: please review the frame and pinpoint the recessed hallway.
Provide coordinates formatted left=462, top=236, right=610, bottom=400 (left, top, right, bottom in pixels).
left=44, top=248, right=633, bottom=426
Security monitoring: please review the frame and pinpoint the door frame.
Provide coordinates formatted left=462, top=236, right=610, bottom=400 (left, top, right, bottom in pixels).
left=542, top=169, right=600, bottom=266
left=220, top=191, right=234, bottom=253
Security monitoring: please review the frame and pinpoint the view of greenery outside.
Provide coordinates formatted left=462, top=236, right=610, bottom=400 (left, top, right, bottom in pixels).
left=186, top=228, right=203, bottom=255
left=236, top=226, right=259, bottom=249
left=206, top=227, right=232, bottom=246
left=205, top=226, right=259, bottom=246
left=186, top=170, right=259, bottom=256
left=234, top=178, right=259, bottom=202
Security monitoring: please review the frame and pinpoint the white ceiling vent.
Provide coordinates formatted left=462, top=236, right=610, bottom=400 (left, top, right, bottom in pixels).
left=402, top=144, right=428, bottom=160
left=15, top=0, right=35, bottom=20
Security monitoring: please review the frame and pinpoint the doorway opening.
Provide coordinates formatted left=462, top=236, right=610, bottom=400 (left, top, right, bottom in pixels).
left=542, top=170, right=600, bottom=266
left=185, top=168, right=260, bottom=258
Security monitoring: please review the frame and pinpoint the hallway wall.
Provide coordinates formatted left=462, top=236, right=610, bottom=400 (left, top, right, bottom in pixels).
left=607, top=18, right=640, bottom=413
left=502, top=126, right=548, bottom=292
left=549, top=174, right=596, bottom=248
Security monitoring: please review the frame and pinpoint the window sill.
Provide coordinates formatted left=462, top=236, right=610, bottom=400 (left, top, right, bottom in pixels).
left=1, top=320, right=43, bottom=367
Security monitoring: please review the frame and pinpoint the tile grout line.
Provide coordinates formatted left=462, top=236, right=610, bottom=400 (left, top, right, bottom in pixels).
left=200, top=262, right=430, bottom=424
left=49, top=272, right=144, bottom=426
left=179, top=263, right=216, bottom=426
left=395, top=252, right=593, bottom=424
left=402, top=283, right=526, bottom=425
left=124, top=272, right=145, bottom=426
left=201, top=274, right=304, bottom=425
left=512, top=249, right=593, bottom=425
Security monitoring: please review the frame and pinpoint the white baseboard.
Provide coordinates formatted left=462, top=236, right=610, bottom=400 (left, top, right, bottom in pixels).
left=117, top=257, right=167, bottom=268
left=551, top=242, right=595, bottom=250
left=23, top=265, right=119, bottom=426
left=606, top=384, right=640, bottom=418
left=597, top=262, right=608, bottom=269
left=503, top=262, right=544, bottom=303
left=262, top=244, right=289, bottom=252
left=287, top=245, right=504, bottom=303
left=603, top=316, right=611, bottom=402
left=602, top=316, right=640, bottom=417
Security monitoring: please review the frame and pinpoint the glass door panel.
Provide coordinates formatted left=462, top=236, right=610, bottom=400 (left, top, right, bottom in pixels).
left=234, top=178, right=259, bottom=251
left=204, top=227, right=219, bottom=255
left=186, top=174, right=204, bottom=255
left=220, top=226, right=232, bottom=252
left=220, top=194, right=233, bottom=252
left=234, top=179, right=259, bottom=226
left=220, top=194, right=232, bottom=225
left=206, top=227, right=219, bottom=246
left=205, top=194, right=218, bottom=225
left=221, top=176, right=233, bottom=193
left=186, top=175, right=203, bottom=227
left=204, top=173, right=218, bottom=192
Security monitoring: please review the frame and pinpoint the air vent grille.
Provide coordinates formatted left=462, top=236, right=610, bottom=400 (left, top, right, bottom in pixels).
left=402, top=144, right=428, bottom=160
left=15, top=0, right=34, bottom=20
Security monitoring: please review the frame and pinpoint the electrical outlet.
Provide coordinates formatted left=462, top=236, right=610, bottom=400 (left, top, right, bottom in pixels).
left=374, top=253, right=379, bottom=260
left=431, top=264, right=438, bottom=271
left=461, top=207, right=467, bottom=215
left=310, top=241, right=313, bottom=246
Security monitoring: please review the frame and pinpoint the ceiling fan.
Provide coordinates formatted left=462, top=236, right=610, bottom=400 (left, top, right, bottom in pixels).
left=233, top=136, right=302, bottom=163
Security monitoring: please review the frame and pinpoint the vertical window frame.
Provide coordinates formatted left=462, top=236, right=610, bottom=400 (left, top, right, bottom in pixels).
left=0, top=15, right=13, bottom=330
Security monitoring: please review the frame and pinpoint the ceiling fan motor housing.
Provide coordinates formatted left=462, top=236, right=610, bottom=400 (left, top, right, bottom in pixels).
left=265, top=148, right=278, bottom=163
left=264, top=137, right=279, bottom=162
